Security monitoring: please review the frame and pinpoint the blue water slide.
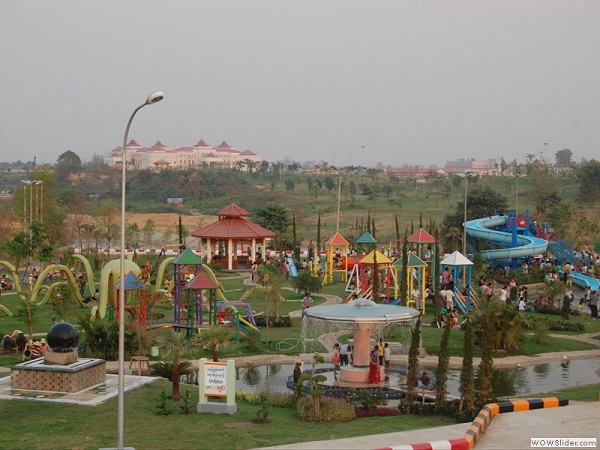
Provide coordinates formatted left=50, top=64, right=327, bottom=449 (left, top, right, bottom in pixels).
left=465, top=216, right=548, bottom=261
left=570, top=272, right=600, bottom=291
left=286, top=258, right=298, bottom=277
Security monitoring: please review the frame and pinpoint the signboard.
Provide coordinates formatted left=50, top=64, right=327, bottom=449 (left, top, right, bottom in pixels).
left=203, top=361, right=227, bottom=397
left=197, top=358, right=237, bottom=414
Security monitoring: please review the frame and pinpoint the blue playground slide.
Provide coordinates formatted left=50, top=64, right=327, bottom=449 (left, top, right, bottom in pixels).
left=465, top=216, right=548, bottom=262
left=286, top=257, right=298, bottom=277
left=570, top=272, right=600, bottom=291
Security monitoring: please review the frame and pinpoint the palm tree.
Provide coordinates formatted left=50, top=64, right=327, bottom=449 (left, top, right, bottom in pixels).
left=197, top=326, right=235, bottom=362
left=156, top=330, right=199, bottom=401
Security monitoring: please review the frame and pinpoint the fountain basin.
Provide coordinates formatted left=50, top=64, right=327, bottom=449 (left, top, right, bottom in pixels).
left=11, top=358, right=106, bottom=393
left=340, top=365, right=385, bottom=383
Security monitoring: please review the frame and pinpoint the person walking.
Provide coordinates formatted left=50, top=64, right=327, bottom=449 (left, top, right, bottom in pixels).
left=590, top=291, right=598, bottom=319
left=383, top=342, right=391, bottom=380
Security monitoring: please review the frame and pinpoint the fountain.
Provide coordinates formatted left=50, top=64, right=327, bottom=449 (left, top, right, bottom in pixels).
left=11, top=322, right=106, bottom=393
left=302, top=298, right=420, bottom=384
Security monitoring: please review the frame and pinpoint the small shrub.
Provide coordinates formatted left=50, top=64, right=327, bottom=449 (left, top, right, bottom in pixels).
left=255, top=392, right=270, bottom=423
left=179, top=389, right=194, bottom=415
left=236, top=391, right=259, bottom=404
left=533, top=321, right=550, bottom=345
left=236, top=389, right=294, bottom=408
left=524, top=316, right=585, bottom=332
left=209, top=262, right=224, bottom=272
left=297, top=396, right=355, bottom=422
left=254, top=315, right=292, bottom=328
left=244, top=328, right=261, bottom=350
left=358, top=389, right=375, bottom=410
left=561, top=296, right=572, bottom=319
left=155, top=389, right=174, bottom=415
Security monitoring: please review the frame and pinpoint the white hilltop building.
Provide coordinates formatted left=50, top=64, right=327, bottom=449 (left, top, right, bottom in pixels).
left=104, top=138, right=263, bottom=171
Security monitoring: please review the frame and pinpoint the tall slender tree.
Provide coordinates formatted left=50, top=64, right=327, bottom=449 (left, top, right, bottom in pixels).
left=404, top=317, right=421, bottom=413
left=477, top=319, right=495, bottom=403
left=399, top=228, right=409, bottom=305
left=459, top=316, right=475, bottom=411
left=372, top=251, right=379, bottom=301
left=316, top=213, right=321, bottom=252
left=435, top=314, right=451, bottom=411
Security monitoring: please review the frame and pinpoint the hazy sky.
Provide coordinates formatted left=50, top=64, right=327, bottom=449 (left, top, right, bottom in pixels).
left=1, top=1, right=599, bottom=167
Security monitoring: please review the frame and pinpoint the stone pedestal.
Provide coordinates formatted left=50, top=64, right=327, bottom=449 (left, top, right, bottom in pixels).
left=11, top=358, right=106, bottom=393
left=44, top=350, right=78, bottom=366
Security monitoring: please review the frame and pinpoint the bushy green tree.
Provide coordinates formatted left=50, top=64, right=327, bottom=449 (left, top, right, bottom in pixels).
left=441, top=186, right=507, bottom=249
left=575, top=160, right=600, bottom=202
left=291, top=270, right=322, bottom=294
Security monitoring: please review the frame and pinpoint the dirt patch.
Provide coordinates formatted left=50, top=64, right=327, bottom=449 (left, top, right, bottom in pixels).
left=74, top=213, right=217, bottom=233
left=124, top=213, right=216, bottom=232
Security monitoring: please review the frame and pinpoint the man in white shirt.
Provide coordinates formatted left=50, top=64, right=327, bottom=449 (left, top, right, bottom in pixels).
left=444, top=288, right=454, bottom=310
left=499, top=286, right=508, bottom=303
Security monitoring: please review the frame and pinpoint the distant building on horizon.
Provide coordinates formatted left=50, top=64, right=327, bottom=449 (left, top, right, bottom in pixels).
left=444, top=158, right=501, bottom=175
left=104, top=139, right=263, bottom=171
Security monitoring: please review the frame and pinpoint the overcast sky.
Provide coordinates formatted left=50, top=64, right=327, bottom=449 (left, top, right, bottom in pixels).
left=1, top=1, right=599, bottom=168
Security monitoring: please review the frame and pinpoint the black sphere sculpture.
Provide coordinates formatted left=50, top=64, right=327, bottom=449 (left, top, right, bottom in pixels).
left=47, top=322, right=79, bottom=353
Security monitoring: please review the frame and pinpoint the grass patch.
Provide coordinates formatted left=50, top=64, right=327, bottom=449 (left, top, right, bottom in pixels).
left=418, top=323, right=595, bottom=358
left=0, top=380, right=456, bottom=449
left=520, top=383, right=600, bottom=402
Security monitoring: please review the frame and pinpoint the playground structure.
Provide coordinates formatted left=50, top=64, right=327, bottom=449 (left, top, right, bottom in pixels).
left=345, top=250, right=395, bottom=302
left=391, top=252, right=428, bottom=313
left=322, top=232, right=350, bottom=285
left=0, top=248, right=259, bottom=342
left=439, top=250, right=478, bottom=314
left=464, top=213, right=548, bottom=265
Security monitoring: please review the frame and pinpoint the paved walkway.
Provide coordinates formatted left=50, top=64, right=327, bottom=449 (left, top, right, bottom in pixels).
left=256, top=401, right=599, bottom=450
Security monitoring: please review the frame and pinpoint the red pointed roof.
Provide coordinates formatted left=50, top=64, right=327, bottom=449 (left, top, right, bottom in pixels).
left=195, top=139, right=210, bottom=147
left=153, top=140, right=166, bottom=148
left=327, top=232, right=349, bottom=246
left=407, top=228, right=436, bottom=243
left=217, top=203, right=250, bottom=218
left=191, top=216, right=275, bottom=240
left=240, top=150, right=256, bottom=155
left=128, top=139, right=140, bottom=147
left=186, top=272, right=218, bottom=290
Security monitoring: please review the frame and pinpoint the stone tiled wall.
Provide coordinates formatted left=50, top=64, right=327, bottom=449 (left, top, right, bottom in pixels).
left=11, top=361, right=106, bottom=393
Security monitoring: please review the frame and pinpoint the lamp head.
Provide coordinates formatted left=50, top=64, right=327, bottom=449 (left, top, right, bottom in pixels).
left=145, top=91, right=165, bottom=105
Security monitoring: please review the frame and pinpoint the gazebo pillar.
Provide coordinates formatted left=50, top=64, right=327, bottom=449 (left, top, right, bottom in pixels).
left=227, top=239, right=233, bottom=270
left=251, top=238, right=256, bottom=262
left=206, top=239, right=212, bottom=263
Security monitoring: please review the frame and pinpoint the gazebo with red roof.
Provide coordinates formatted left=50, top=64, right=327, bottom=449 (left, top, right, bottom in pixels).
left=191, top=203, right=275, bottom=270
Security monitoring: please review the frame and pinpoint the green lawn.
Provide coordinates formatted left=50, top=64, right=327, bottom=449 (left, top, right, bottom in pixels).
left=418, top=324, right=596, bottom=358
left=0, top=380, right=456, bottom=450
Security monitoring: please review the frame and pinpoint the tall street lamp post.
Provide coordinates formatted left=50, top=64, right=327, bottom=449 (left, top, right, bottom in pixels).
left=456, top=172, right=475, bottom=257
left=457, top=172, right=475, bottom=284
left=118, top=91, right=164, bottom=449
left=512, top=174, right=526, bottom=217
left=34, top=180, right=43, bottom=222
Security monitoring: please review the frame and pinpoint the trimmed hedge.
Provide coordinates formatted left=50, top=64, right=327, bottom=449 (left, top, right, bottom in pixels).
left=254, top=315, right=292, bottom=328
